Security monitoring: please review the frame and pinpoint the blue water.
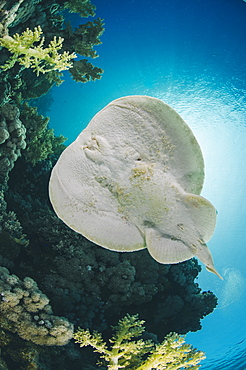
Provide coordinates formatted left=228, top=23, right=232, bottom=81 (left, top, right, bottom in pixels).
left=47, top=0, right=246, bottom=367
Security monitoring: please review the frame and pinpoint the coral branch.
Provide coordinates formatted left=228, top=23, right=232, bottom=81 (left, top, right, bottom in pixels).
left=0, top=26, right=76, bottom=75
left=74, top=314, right=205, bottom=369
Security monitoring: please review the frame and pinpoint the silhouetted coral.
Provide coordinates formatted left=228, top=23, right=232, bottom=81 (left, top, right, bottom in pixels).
left=69, top=59, right=103, bottom=82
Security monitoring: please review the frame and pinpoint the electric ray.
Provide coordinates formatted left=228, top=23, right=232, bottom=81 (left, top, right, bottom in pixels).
left=49, top=95, right=222, bottom=278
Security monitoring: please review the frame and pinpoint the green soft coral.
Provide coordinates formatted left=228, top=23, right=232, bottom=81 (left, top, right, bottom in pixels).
left=74, top=314, right=205, bottom=370
left=0, top=26, right=76, bottom=76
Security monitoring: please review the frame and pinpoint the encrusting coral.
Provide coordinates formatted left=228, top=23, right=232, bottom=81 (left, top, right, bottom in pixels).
left=74, top=314, right=205, bottom=369
left=0, top=266, right=74, bottom=346
left=0, top=25, right=76, bottom=75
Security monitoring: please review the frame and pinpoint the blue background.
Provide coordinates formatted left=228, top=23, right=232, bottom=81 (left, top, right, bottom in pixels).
left=48, top=0, right=246, bottom=367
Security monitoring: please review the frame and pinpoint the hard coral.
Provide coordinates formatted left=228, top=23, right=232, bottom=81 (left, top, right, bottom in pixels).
left=0, top=266, right=74, bottom=346
left=74, top=314, right=205, bottom=370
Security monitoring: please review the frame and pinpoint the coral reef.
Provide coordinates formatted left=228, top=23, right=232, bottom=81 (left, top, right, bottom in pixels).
left=0, top=102, right=26, bottom=184
left=64, top=0, right=96, bottom=18
left=0, top=97, right=61, bottom=181
left=0, top=0, right=25, bottom=35
left=0, top=0, right=107, bottom=368
left=5, top=161, right=218, bottom=338
left=0, top=0, right=104, bottom=106
left=19, top=102, right=66, bottom=165
left=0, top=190, right=24, bottom=274
left=0, top=127, right=218, bottom=370
left=61, top=17, right=105, bottom=81
left=0, top=1, right=219, bottom=369
left=20, top=69, right=63, bottom=101
left=70, top=18, right=104, bottom=58
left=0, top=266, right=74, bottom=345
left=0, top=0, right=43, bottom=31
left=69, top=59, right=103, bottom=82
left=0, top=25, right=76, bottom=75
left=74, top=314, right=206, bottom=369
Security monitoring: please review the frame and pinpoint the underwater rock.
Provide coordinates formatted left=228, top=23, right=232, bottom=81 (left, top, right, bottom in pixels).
left=49, top=95, right=221, bottom=278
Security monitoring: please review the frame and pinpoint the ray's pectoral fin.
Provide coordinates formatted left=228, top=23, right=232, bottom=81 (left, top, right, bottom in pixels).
left=183, top=192, right=222, bottom=279
left=183, top=192, right=217, bottom=243
left=195, top=240, right=223, bottom=279
left=145, top=227, right=195, bottom=264
left=206, top=265, right=223, bottom=280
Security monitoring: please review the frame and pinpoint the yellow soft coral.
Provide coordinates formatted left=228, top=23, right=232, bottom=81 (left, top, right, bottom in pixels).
left=0, top=26, right=76, bottom=75
left=74, top=314, right=205, bottom=369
